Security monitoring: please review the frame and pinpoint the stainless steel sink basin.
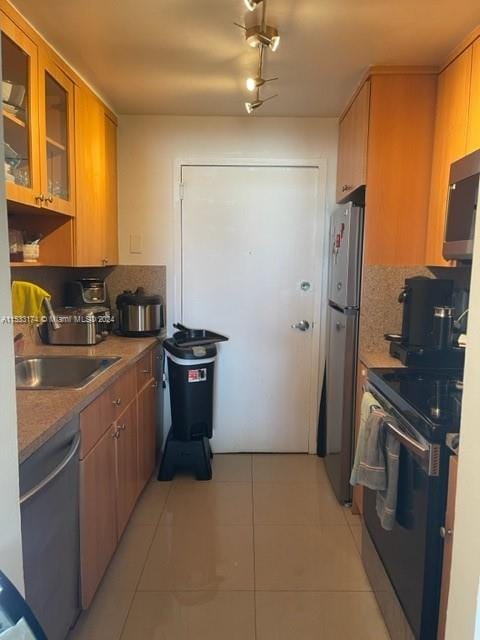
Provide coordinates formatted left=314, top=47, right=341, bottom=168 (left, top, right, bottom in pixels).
left=15, top=355, right=120, bottom=390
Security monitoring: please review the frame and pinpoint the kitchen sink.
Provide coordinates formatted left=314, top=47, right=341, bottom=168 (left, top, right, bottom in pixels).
left=15, top=355, right=120, bottom=390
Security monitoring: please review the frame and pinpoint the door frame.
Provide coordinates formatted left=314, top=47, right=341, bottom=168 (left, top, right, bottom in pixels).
left=173, top=157, right=328, bottom=453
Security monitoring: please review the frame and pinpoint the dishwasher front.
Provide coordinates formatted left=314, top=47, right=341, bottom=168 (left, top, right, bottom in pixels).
left=19, top=416, right=81, bottom=640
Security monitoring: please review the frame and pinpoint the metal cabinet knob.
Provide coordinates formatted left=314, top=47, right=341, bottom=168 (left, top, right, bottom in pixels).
left=152, top=380, right=159, bottom=389
left=112, top=430, right=120, bottom=439
left=46, top=194, right=54, bottom=203
left=342, top=184, right=352, bottom=192
left=112, top=398, right=121, bottom=406
left=440, top=526, right=453, bottom=539
left=119, top=423, right=126, bottom=431
left=291, top=320, right=310, bottom=332
left=35, top=193, right=45, bottom=203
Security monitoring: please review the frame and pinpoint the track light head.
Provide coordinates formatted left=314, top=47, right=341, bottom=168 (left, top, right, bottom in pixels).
left=246, top=76, right=278, bottom=92
left=245, top=93, right=278, bottom=114
left=244, top=0, right=263, bottom=11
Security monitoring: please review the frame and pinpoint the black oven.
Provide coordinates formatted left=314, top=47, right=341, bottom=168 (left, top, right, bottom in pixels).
left=363, top=368, right=461, bottom=640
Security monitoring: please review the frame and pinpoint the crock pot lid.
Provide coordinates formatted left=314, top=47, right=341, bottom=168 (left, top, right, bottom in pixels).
left=116, top=290, right=162, bottom=305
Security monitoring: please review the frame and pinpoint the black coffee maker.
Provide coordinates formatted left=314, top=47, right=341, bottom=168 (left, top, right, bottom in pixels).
left=388, top=276, right=464, bottom=367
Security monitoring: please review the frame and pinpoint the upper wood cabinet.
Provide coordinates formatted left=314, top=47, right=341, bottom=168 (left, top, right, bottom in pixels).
left=336, top=81, right=370, bottom=202
left=2, top=1, right=118, bottom=267
left=74, top=85, right=118, bottom=267
left=337, top=69, right=437, bottom=265
left=1, top=13, right=41, bottom=208
left=364, top=72, right=437, bottom=265
left=467, top=38, right=480, bottom=154
left=38, top=52, right=76, bottom=215
left=425, top=48, right=472, bottom=266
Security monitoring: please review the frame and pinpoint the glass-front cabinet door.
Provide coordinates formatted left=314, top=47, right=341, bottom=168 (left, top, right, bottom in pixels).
left=38, top=54, right=75, bottom=215
left=1, top=14, right=41, bottom=207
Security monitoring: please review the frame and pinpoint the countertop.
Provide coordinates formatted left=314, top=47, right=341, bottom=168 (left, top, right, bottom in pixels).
left=16, top=335, right=161, bottom=463
left=359, top=348, right=406, bottom=370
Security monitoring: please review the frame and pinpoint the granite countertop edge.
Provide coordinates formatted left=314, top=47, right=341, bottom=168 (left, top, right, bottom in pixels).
left=17, top=334, right=164, bottom=464
left=359, top=348, right=406, bottom=370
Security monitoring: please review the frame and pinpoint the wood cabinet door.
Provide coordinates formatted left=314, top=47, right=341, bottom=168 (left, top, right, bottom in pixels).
left=467, top=38, right=480, bottom=154
left=336, top=80, right=370, bottom=202
left=352, top=361, right=368, bottom=515
left=74, top=86, right=118, bottom=266
left=38, top=52, right=76, bottom=216
left=115, top=400, right=139, bottom=537
left=425, top=48, right=472, bottom=266
left=137, top=380, right=157, bottom=491
left=437, top=455, right=458, bottom=640
left=79, top=425, right=117, bottom=609
left=104, top=112, right=118, bottom=265
left=1, top=13, right=41, bottom=208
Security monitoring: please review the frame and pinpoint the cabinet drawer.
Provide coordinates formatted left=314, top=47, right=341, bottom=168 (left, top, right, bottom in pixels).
left=136, top=349, right=154, bottom=391
left=109, top=368, right=136, bottom=419
left=80, top=368, right=136, bottom=458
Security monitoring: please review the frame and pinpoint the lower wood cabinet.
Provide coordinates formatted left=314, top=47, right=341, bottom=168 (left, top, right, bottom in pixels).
left=115, top=399, right=140, bottom=538
left=352, top=361, right=368, bottom=515
left=137, top=380, right=157, bottom=491
left=79, top=346, right=158, bottom=609
left=79, top=424, right=117, bottom=608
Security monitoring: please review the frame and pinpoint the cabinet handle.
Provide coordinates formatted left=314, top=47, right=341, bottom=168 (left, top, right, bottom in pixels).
left=440, top=526, right=453, bottom=539
left=342, top=184, right=352, bottom=192
left=102, top=258, right=109, bottom=266
left=35, top=193, right=45, bottom=203
left=141, top=369, right=150, bottom=374
left=112, top=430, right=120, bottom=439
left=119, top=423, right=126, bottom=431
left=112, top=398, right=121, bottom=406
left=152, top=381, right=159, bottom=389
left=46, top=194, right=54, bottom=203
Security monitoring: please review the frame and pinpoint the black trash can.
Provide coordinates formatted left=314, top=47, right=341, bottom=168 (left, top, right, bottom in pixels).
left=158, top=324, right=228, bottom=481
left=164, top=338, right=217, bottom=441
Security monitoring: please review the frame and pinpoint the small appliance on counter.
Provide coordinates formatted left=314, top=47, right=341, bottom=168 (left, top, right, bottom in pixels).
left=116, top=287, right=163, bottom=337
left=386, top=276, right=465, bottom=368
left=38, top=307, right=112, bottom=345
left=65, top=278, right=109, bottom=307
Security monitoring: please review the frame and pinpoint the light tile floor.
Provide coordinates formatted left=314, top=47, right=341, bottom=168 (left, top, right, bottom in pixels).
left=68, top=454, right=390, bottom=640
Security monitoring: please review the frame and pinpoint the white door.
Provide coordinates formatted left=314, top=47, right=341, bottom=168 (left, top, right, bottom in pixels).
left=180, top=164, right=323, bottom=452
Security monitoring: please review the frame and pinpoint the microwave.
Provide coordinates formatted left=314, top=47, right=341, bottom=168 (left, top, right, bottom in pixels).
left=443, top=149, right=480, bottom=261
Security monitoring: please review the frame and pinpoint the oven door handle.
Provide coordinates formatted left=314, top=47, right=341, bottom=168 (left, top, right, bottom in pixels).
left=384, top=420, right=429, bottom=461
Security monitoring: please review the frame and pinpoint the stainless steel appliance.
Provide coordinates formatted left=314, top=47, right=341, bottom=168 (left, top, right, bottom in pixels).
left=443, top=148, right=480, bottom=261
left=20, top=417, right=81, bottom=640
left=363, top=367, right=462, bottom=640
left=323, top=202, right=364, bottom=504
left=39, top=306, right=112, bottom=345
left=65, top=278, right=109, bottom=307
left=116, top=288, right=163, bottom=337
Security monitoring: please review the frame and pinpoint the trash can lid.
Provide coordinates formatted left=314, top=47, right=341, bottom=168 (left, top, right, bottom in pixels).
left=163, top=337, right=217, bottom=360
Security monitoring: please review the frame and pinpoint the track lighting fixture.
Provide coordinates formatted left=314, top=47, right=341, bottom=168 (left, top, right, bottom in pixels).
left=245, top=93, right=278, bottom=114
left=244, top=0, right=263, bottom=11
left=246, top=75, right=278, bottom=92
left=237, top=0, right=281, bottom=113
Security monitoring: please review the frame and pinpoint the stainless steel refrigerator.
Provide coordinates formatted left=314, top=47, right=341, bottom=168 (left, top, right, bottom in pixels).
left=324, top=202, right=364, bottom=504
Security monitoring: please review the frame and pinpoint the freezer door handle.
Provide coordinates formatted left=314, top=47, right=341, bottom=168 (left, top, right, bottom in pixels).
left=291, top=320, right=310, bottom=332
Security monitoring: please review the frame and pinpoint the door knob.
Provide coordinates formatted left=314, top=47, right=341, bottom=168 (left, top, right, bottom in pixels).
left=291, top=320, right=310, bottom=332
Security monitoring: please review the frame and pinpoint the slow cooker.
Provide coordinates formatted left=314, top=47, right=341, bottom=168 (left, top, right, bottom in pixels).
left=116, top=288, right=163, bottom=337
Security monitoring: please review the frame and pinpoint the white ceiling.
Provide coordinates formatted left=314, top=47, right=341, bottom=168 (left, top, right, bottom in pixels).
left=10, top=0, right=480, bottom=116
